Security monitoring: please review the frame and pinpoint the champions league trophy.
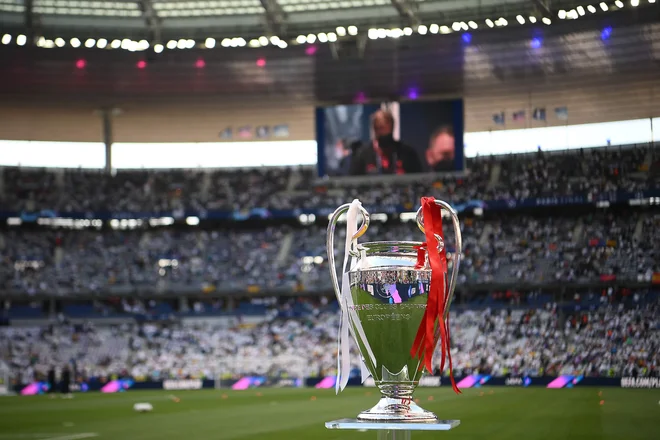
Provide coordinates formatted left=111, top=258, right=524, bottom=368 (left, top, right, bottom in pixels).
left=324, top=197, right=461, bottom=439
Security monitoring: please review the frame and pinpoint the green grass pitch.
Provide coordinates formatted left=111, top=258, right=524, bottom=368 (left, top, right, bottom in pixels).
left=0, top=387, right=658, bottom=440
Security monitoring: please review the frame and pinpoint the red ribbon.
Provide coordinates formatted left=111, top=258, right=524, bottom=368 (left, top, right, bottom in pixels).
left=410, top=197, right=461, bottom=394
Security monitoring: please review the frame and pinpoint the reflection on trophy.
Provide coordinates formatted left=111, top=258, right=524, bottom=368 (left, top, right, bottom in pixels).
left=326, top=197, right=462, bottom=424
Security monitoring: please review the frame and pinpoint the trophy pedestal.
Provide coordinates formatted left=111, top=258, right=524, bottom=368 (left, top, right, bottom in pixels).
left=325, top=418, right=460, bottom=440
left=356, top=398, right=438, bottom=422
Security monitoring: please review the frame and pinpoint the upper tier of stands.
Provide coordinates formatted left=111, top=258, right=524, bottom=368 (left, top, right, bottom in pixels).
left=0, top=145, right=657, bottom=213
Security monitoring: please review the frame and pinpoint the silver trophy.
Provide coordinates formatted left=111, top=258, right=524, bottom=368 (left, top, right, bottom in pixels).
left=327, top=199, right=461, bottom=423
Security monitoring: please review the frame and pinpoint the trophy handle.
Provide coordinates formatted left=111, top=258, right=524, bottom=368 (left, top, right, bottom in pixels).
left=326, top=203, right=370, bottom=305
left=415, top=199, right=462, bottom=319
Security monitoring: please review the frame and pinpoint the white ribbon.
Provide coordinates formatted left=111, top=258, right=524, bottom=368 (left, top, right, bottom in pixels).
left=336, top=199, right=377, bottom=393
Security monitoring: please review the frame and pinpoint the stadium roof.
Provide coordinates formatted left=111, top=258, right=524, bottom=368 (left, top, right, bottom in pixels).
left=0, top=0, right=652, bottom=41
left=0, top=2, right=658, bottom=103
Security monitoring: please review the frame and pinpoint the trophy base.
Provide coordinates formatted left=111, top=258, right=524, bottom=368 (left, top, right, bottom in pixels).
left=357, top=397, right=438, bottom=422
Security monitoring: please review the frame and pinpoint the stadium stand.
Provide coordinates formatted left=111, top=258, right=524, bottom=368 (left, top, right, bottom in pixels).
left=1, top=146, right=657, bottom=213
left=1, top=211, right=657, bottom=295
left=1, top=292, right=657, bottom=383
left=0, top=144, right=659, bottom=387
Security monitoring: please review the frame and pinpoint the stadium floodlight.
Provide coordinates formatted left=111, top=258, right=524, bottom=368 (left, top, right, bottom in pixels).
left=121, top=39, right=131, bottom=50
left=259, top=36, right=269, bottom=46
left=185, top=39, right=195, bottom=49
left=70, top=37, right=81, bottom=48
left=588, top=5, right=597, bottom=13
left=460, top=22, right=468, bottom=31
left=485, top=18, right=494, bottom=28
left=600, top=1, right=609, bottom=9
left=205, top=37, right=216, bottom=48
left=417, top=25, right=428, bottom=34
left=516, top=15, right=525, bottom=24
left=16, top=34, right=27, bottom=46
left=347, top=26, right=358, bottom=35
left=176, top=39, right=186, bottom=49
left=111, top=39, right=122, bottom=49
left=577, top=6, right=585, bottom=15
left=649, top=0, right=656, bottom=4
left=336, top=26, right=346, bottom=36
left=368, top=28, right=378, bottom=39
left=429, top=24, right=439, bottom=34
left=403, top=27, right=413, bottom=36
left=185, top=216, right=200, bottom=226
left=614, top=0, right=624, bottom=7
left=249, top=39, right=260, bottom=47
left=327, top=32, right=337, bottom=42
left=318, top=32, right=328, bottom=43
left=154, top=44, right=164, bottom=53
left=567, top=9, right=578, bottom=19
left=97, top=38, right=107, bottom=49
left=542, top=17, right=552, bottom=25
left=497, top=17, right=508, bottom=26
left=451, top=22, right=461, bottom=31
left=38, top=38, right=52, bottom=49
left=84, top=38, right=95, bottom=48
left=1, top=34, right=11, bottom=45
left=55, top=37, right=64, bottom=47
left=631, top=0, right=639, bottom=6
left=390, top=28, right=402, bottom=38
left=167, top=39, right=178, bottom=49
left=440, top=25, right=451, bottom=34
left=235, top=38, right=246, bottom=47
left=468, top=21, right=478, bottom=29
left=139, top=40, right=150, bottom=50
left=278, top=39, right=288, bottom=48
left=296, top=35, right=306, bottom=44
left=529, top=16, right=537, bottom=23
left=270, top=36, right=280, bottom=45
left=558, top=9, right=567, bottom=19
left=377, top=28, right=387, bottom=38
left=306, top=34, right=316, bottom=43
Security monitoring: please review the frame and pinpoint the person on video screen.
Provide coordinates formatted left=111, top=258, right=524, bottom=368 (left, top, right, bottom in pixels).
left=349, top=110, right=422, bottom=175
left=426, top=125, right=456, bottom=172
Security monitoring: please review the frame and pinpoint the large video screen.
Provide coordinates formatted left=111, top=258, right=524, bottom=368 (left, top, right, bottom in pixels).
left=316, top=99, right=464, bottom=177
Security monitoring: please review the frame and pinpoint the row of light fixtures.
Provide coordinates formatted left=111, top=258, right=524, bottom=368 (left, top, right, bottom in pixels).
left=0, top=2, right=652, bottom=51
left=558, top=0, right=654, bottom=19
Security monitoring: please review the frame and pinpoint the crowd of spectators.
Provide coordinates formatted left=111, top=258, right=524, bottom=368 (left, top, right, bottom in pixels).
left=0, top=227, right=292, bottom=295
left=0, top=146, right=656, bottom=213
left=456, top=290, right=658, bottom=378
left=1, top=211, right=658, bottom=295
left=1, top=144, right=657, bottom=389
left=295, top=212, right=660, bottom=288
left=1, top=292, right=657, bottom=385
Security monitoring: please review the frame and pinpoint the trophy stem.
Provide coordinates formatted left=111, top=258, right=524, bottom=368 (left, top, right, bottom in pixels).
left=377, top=430, right=411, bottom=440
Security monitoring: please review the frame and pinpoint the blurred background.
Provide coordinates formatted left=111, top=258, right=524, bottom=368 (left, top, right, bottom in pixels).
left=0, top=1, right=658, bottom=439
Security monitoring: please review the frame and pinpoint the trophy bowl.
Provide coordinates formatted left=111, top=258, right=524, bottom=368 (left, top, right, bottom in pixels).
left=327, top=198, right=462, bottom=423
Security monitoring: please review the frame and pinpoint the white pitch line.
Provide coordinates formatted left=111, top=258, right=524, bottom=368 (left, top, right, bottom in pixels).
left=42, top=434, right=98, bottom=440
left=0, top=436, right=64, bottom=439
